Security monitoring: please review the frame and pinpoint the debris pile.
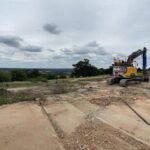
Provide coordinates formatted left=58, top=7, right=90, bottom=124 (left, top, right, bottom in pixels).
left=90, top=96, right=123, bottom=106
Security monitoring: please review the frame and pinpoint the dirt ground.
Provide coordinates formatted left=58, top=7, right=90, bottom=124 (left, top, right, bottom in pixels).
left=44, top=80, right=150, bottom=150
left=0, top=80, right=150, bottom=150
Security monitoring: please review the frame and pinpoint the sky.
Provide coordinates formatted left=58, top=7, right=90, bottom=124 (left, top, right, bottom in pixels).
left=0, top=0, right=150, bottom=68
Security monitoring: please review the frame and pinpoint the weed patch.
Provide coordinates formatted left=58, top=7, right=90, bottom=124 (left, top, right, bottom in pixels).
left=0, top=88, right=45, bottom=105
left=50, top=80, right=77, bottom=94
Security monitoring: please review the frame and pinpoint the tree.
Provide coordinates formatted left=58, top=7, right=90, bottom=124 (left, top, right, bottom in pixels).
left=11, top=69, right=27, bottom=81
left=104, top=66, right=113, bottom=75
left=0, top=71, right=11, bottom=82
left=47, top=73, right=58, bottom=80
left=26, top=69, right=41, bottom=78
left=99, top=68, right=105, bottom=75
left=71, top=59, right=99, bottom=77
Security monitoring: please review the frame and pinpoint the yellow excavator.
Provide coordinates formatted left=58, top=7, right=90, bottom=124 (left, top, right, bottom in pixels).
left=107, top=47, right=149, bottom=86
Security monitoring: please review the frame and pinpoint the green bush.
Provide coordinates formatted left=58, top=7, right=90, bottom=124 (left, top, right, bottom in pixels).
left=47, top=73, right=58, bottom=80
left=0, top=71, right=11, bottom=82
left=0, top=88, right=45, bottom=105
left=50, top=80, right=76, bottom=94
left=36, top=76, right=48, bottom=82
left=26, top=69, right=41, bottom=78
left=11, top=69, right=27, bottom=81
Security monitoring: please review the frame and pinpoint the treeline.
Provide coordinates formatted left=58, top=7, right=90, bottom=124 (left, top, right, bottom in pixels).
left=1, top=59, right=149, bottom=82
left=0, top=59, right=114, bottom=82
left=0, top=69, right=68, bottom=82
left=0, top=67, right=113, bottom=83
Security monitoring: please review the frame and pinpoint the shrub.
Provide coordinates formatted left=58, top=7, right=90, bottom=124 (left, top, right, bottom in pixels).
left=27, top=69, right=41, bottom=78
left=11, top=69, right=27, bottom=81
left=0, top=89, right=45, bottom=105
left=36, top=76, right=48, bottom=82
left=47, top=73, right=58, bottom=80
left=0, top=88, right=10, bottom=96
left=0, top=71, right=11, bottom=82
left=50, top=80, right=75, bottom=94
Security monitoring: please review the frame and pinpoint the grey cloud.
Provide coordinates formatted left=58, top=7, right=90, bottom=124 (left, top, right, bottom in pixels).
left=112, top=53, right=127, bottom=58
left=86, top=41, right=99, bottom=47
left=60, top=41, right=109, bottom=56
left=0, top=35, right=42, bottom=53
left=73, top=41, right=109, bottom=56
left=57, top=41, right=110, bottom=66
left=61, top=48, right=72, bottom=54
left=43, top=23, right=61, bottom=35
left=53, top=55, right=67, bottom=59
left=94, top=47, right=108, bottom=55
left=21, top=45, right=42, bottom=52
left=71, top=56, right=81, bottom=60
left=0, top=35, right=23, bottom=48
left=47, top=49, right=55, bottom=52
left=73, top=47, right=89, bottom=55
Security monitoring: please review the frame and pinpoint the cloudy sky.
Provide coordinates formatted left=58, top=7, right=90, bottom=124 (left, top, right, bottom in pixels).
left=0, top=0, right=150, bottom=68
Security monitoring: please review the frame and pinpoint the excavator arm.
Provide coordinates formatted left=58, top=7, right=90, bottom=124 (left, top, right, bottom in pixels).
left=127, top=47, right=147, bottom=75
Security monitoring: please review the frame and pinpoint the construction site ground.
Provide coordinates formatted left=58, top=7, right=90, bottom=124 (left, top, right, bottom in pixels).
left=0, top=79, right=150, bottom=150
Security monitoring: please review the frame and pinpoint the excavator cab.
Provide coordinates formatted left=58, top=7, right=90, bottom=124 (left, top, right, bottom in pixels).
left=113, top=60, right=137, bottom=77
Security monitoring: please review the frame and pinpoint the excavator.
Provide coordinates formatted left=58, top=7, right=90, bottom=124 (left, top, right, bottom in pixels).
left=107, top=47, right=149, bottom=86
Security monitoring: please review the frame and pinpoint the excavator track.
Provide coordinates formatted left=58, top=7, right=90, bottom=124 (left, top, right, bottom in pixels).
left=119, top=79, right=128, bottom=87
left=119, top=79, right=141, bottom=87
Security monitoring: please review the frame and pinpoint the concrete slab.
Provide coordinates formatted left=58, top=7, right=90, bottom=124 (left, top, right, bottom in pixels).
left=44, top=101, right=85, bottom=135
left=0, top=103, right=64, bottom=150
left=71, top=100, right=99, bottom=114
left=65, top=100, right=143, bottom=150
left=95, top=103, right=150, bottom=146
left=131, top=99, right=150, bottom=123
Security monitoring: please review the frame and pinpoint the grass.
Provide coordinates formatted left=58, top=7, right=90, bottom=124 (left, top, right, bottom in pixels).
left=0, top=75, right=110, bottom=105
left=0, top=81, right=43, bottom=88
left=48, top=75, right=109, bottom=94
left=75, top=75, right=109, bottom=82
left=49, top=79, right=77, bottom=94
left=0, top=75, right=109, bottom=88
left=0, top=88, right=45, bottom=105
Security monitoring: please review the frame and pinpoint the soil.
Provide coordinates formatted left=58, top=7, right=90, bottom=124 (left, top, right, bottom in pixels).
left=0, top=80, right=150, bottom=150
left=43, top=81, right=150, bottom=149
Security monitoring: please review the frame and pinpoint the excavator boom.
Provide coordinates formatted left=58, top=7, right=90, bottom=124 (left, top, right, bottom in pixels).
left=127, top=47, right=147, bottom=74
